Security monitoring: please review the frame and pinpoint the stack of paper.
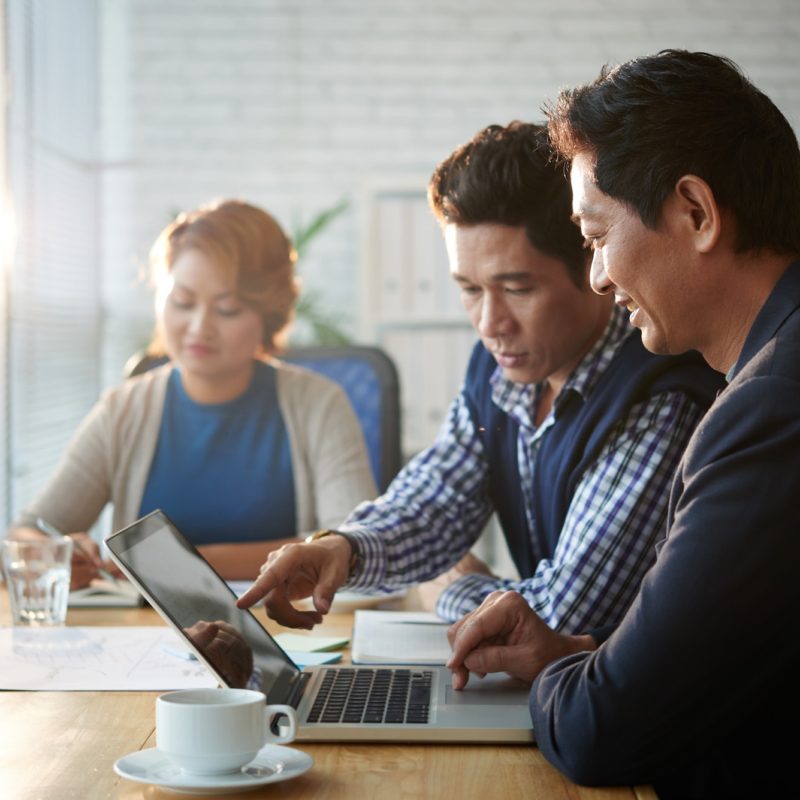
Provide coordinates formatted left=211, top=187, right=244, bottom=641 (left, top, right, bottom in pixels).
left=351, top=610, right=451, bottom=665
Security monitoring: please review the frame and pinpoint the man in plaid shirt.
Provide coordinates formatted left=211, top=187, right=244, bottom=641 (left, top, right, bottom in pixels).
left=238, top=122, right=721, bottom=636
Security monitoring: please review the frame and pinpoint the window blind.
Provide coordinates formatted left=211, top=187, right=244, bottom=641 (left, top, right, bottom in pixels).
left=0, top=0, right=9, bottom=528
left=5, top=0, right=101, bottom=525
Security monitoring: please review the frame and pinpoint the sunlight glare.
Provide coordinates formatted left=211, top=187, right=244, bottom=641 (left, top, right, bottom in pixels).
left=0, top=193, right=17, bottom=270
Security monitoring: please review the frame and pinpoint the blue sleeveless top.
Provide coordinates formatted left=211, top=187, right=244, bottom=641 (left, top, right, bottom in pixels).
left=139, top=362, right=296, bottom=545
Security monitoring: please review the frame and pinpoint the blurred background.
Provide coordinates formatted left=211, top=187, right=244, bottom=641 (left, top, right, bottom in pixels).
left=1, top=0, right=798, bottom=540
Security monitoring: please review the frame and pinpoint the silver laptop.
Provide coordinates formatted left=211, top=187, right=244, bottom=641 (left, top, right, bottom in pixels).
left=106, top=510, right=534, bottom=743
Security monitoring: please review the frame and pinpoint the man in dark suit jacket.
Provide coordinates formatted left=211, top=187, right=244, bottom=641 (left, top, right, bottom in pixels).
left=447, top=50, right=800, bottom=798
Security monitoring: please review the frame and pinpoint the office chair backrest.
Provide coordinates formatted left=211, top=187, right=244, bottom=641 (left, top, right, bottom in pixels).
left=283, top=345, right=402, bottom=492
left=123, top=345, right=402, bottom=492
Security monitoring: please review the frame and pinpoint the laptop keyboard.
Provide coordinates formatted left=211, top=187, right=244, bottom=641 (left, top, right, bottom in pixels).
left=306, top=668, right=433, bottom=725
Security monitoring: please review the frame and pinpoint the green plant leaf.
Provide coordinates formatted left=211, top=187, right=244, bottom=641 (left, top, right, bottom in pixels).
left=292, top=198, right=349, bottom=258
left=290, top=198, right=353, bottom=345
left=293, top=291, right=352, bottom=346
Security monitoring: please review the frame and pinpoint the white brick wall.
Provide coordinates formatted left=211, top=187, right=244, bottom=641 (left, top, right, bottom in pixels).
left=98, top=0, right=800, bottom=384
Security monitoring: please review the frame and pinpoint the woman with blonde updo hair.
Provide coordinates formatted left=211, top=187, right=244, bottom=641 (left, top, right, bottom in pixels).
left=9, top=199, right=376, bottom=586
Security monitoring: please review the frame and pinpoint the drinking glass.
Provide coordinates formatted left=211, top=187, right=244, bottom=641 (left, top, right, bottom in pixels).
left=1, top=537, right=73, bottom=625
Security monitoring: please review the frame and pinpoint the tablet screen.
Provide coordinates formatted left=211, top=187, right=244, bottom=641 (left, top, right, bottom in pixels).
left=106, top=510, right=301, bottom=704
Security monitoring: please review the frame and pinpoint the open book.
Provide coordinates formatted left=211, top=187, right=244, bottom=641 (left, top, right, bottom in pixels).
left=68, top=577, right=144, bottom=608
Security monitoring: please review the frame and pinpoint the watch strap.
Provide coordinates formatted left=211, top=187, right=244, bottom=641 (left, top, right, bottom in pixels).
left=304, top=529, right=361, bottom=575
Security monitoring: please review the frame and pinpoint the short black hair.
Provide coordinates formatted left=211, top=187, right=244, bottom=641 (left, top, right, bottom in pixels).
left=546, top=49, right=800, bottom=256
left=428, top=121, right=587, bottom=287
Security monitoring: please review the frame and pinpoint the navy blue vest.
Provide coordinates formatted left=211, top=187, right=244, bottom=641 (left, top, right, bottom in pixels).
left=464, top=335, right=723, bottom=579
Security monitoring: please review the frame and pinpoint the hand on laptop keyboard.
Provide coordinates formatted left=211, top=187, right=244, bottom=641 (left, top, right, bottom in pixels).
left=446, top=590, right=597, bottom=690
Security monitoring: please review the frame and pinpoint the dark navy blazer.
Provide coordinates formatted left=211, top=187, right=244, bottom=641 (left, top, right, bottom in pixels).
left=530, top=260, right=800, bottom=799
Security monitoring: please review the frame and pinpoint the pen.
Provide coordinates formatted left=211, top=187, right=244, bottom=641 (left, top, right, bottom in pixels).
left=160, top=644, right=198, bottom=662
left=36, top=517, right=120, bottom=585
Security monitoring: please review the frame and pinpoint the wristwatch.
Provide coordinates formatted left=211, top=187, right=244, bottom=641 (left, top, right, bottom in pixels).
left=304, top=529, right=361, bottom=575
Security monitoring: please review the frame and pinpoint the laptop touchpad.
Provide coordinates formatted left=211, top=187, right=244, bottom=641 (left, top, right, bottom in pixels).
left=444, top=674, right=530, bottom=706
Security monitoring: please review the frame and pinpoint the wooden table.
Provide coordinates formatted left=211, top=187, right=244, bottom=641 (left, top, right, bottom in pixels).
left=0, top=590, right=656, bottom=800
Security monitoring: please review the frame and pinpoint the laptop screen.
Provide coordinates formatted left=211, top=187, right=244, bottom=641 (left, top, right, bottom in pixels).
left=106, top=510, right=302, bottom=704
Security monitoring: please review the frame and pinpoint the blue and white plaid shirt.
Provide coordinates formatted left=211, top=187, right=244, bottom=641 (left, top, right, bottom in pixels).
left=340, top=306, right=706, bottom=632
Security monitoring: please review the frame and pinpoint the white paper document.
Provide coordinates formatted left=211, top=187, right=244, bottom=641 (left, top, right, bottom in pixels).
left=351, top=610, right=451, bottom=665
left=0, top=626, right=217, bottom=691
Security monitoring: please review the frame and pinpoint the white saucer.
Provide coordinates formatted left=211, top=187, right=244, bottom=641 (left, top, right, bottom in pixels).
left=114, top=744, right=313, bottom=795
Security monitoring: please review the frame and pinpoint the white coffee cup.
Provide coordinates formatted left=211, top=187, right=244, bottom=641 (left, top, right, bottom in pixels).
left=155, top=688, right=297, bottom=775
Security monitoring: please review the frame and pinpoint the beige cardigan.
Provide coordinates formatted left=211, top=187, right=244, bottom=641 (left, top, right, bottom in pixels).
left=15, top=362, right=377, bottom=539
